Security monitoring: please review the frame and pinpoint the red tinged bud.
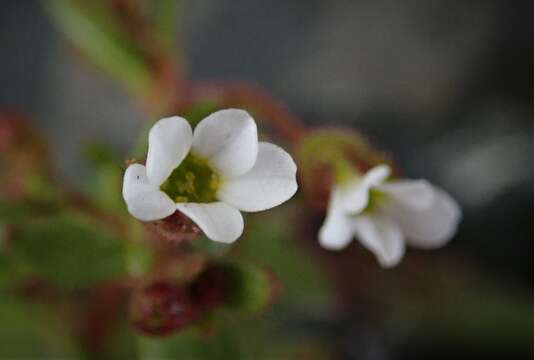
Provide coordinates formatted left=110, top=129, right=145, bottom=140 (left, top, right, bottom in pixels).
left=130, top=263, right=273, bottom=337
left=296, top=128, right=394, bottom=211
left=130, top=282, right=198, bottom=336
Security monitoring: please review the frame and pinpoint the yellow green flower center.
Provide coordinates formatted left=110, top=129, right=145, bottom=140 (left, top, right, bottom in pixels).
left=362, top=188, right=388, bottom=214
left=160, top=153, right=220, bottom=203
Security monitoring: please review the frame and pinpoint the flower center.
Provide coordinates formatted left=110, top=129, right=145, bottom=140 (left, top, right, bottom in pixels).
left=160, top=153, right=220, bottom=203
left=362, top=188, right=388, bottom=213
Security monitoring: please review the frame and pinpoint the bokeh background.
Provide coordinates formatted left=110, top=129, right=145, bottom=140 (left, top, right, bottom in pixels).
left=1, top=0, right=534, bottom=359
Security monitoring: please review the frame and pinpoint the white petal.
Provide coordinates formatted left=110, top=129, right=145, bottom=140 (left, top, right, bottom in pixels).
left=176, top=202, right=244, bottom=244
left=122, top=164, right=176, bottom=221
left=217, top=142, right=298, bottom=212
left=337, top=182, right=370, bottom=214
left=192, top=109, right=258, bottom=177
left=353, top=214, right=405, bottom=268
left=363, top=164, right=391, bottom=186
left=382, top=183, right=462, bottom=249
left=318, top=188, right=354, bottom=250
left=146, top=116, right=193, bottom=186
left=340, top=164, right=391, bottom=213
left=378, top=180, right=435, bottom=210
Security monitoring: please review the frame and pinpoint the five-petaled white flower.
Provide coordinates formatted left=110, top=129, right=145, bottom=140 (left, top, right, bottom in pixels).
left=123, top=109, right=298, bottom=244
left=319, top=164, right=461, bottom=268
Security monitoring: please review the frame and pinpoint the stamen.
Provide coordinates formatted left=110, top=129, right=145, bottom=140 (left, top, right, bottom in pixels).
left=160, top=153, right=220, bottom=203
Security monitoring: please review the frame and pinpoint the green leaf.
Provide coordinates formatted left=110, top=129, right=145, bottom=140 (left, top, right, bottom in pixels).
left=236, top=211, right=333, bottom=308
left=124, top=234, right=153, bottom=277
left=0, top=232, right=33, bottom=291
left=137, top=329, right=241, bottom=360
left=136, top=312, right=327, bottom=360
left=84, top=143, right=125, bottom=213
left=191, top=236, right=232, bottom=258
left=0, top=200, right=41, bottom=224
left=0, top=297, right=81, bottom=358
left=0, top=197, right=63, bottom=225
left=93, top=164, right=125, bottom=212
left=23, top=172, right=62, bottom=203
left=130, top=121, right=152, bottom=160
left=85, top=142, right=120, bottom=166
left=9, top=213, right=126, bottom=289
left=154, top=0, right=182, bottom=49
left=0, top=252, right=11, bottom=287
left=47, top=0, right=153, bottom=96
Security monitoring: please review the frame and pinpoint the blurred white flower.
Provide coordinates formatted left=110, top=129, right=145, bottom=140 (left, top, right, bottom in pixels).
left=319, top=165, right=461, bottom=268
left=123, top=109, right=298, bottom=244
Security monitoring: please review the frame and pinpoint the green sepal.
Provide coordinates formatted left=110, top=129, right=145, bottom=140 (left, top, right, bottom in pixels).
left=219, top=261, right=272, bottom=314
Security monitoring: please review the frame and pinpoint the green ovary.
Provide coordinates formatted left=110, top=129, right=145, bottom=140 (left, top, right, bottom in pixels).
left=160, top=153, right=220, bottom=203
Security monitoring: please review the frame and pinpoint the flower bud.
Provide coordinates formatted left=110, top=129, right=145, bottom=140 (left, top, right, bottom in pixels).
left=130, top=281, right=197, bottom=336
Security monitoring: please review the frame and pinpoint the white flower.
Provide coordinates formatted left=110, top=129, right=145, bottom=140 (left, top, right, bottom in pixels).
left=319, top=165, right=461, bottom=268
left=123, top=109, right=298, bottom=244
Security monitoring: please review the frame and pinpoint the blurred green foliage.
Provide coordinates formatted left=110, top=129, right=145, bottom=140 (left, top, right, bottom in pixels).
left=47, top=0, right=153, bottom=96
left=0, top=297, right=81, bottom=358
left=237, top=211, right=333, bottom=307
left=8, top=213, right=126, bottom=289
left=154, top=0, right=182, bottom=49
left=85, top=143, right=125, bottom=213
